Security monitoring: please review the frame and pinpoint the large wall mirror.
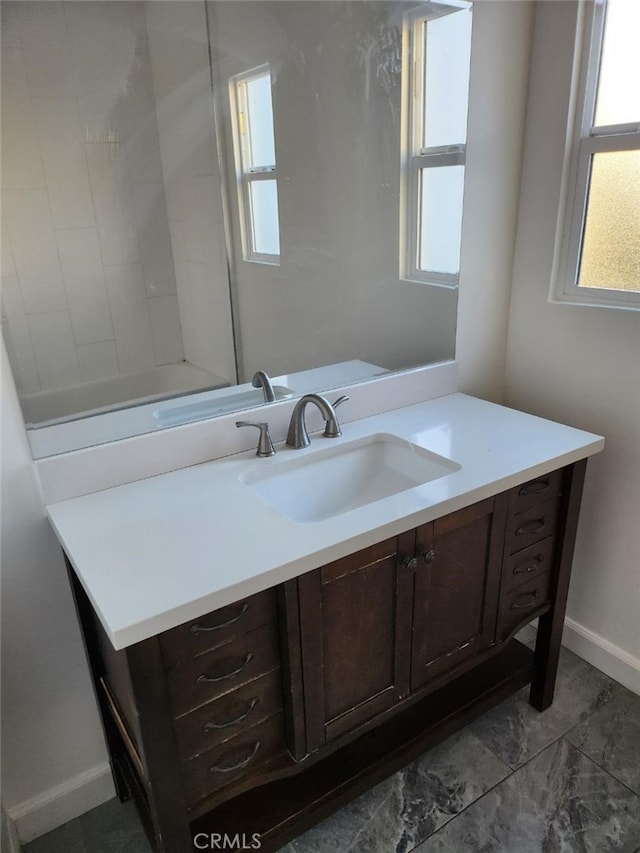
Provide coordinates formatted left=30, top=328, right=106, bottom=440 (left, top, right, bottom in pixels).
left=1, top=0, right=473, bottom=458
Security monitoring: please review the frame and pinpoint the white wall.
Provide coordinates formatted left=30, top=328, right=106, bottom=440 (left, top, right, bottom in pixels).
left=1, top=1, right=183, bottom=397
left=456, top=0, right=534, bottom=402
left=504, top=1, right=640, bottom=692
left=1, top=341, right=113, bottom=843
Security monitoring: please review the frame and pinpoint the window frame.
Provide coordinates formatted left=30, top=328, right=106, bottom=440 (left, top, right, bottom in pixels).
left=229, top=64, right=280, bottom=265
left=400, top=1, right=472, bottom=287
left=553, top=0, right=640, bottom=310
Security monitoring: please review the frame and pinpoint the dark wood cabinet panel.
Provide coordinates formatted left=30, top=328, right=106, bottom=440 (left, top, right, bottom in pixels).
left=160, top=589, right=277, bottom=668
left=411, top=497, right=504, bottom=690
left=165, top=623, right=281, bottom=718
left=508, top=469, right=564, bottom=514
left=503, top=536, right=556, bottom=593
left=172, top=670, right=283, bottom=761
left=179, top=712, right=286, bottom=809
left=298, top=533, right=415, bottom=751
left=505, top=496, right=562, bottom=555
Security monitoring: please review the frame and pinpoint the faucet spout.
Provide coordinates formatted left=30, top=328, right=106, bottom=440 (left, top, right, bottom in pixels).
left=286, top=394, right=341, bottom=449
left=251, top=370, right=276, bottom=403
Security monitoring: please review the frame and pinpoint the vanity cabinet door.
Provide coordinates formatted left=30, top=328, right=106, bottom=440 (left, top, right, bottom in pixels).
left=297, top=532, right=415, bottom=752
left=410, top=497, right=505, bottom=692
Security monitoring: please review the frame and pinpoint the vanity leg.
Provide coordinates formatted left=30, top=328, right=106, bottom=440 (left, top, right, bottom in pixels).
left=529, top=459, right=587, bottom=711
left=65, top=560, right=131, bottom=802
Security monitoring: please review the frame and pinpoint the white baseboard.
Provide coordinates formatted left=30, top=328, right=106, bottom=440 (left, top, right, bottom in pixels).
left=562, top=617, right=640, bottom=696
left=520, top=617, right=640, bottom=696
left=7, top=762, right=114, bottom=844
left=2, top=807, right=22, bottom=853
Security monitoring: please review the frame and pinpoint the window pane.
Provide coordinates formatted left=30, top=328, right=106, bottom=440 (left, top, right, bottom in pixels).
left=594, top=0, right=640, bottom=127
left=579, top=150, right=640, bottom=292
left=249, top=179, right=280, bottom=256
left=246, top=73, right=276, bottom=168
left=418, top=165, right=465, bottom=274
left=422, top=7, right=472, bottom=150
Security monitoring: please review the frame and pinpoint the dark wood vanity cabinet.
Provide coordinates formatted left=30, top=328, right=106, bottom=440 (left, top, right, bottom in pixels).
left=68, top=460, right=586, bottom=853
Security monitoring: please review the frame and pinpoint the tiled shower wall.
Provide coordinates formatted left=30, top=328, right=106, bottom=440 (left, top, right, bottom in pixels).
left=0, top=1, right=184, bottom=395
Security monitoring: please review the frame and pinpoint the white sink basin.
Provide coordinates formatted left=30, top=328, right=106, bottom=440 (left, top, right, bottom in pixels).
left=240, top=433, right=461, bottom=523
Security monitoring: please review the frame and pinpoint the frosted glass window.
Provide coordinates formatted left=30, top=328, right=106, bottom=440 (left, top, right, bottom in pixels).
left=579, top=150, right=640, bottom=292
left=422, top=8, right=472, bottom=150
left=557, top=0, right=640, bottom=307
left=250, top=180, right=280, bottom=256
left=594, top=0, right=640, bottom=127
left=245, top=74, right=276, bottom=168
left=418, top=165, right=465, bottom=274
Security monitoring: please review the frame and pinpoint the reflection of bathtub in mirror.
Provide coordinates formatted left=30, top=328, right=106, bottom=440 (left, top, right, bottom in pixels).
left=153, top=385, right=295, bottom=427
left=27, top=361, right=388, bottom=458
left=21, top=363, right=228, bottom=429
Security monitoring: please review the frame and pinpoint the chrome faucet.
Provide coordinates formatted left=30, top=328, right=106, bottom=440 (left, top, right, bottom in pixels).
left=286, top=394, right=348, bottom=449
left=251, top=370, right=276, bottom=403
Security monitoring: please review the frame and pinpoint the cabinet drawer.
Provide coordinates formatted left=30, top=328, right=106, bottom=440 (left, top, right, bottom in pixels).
left=160, top=589, right=277, bottom=668
left=506, top=497, right=561, bottom=555
left=173, top=670, right=283, bottom=761
left=503, top=536, right=557, bottom=593
left=500, top=572, right=552, bottom=639
left=181, top=712, right=285, bottom=808
left=509, top=469, right=564, bottom=515
left=166, top=623, right=280, bottom=718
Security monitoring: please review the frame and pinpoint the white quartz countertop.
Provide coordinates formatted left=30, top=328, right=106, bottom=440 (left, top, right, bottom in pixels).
left=46, top=394, right=604, bottom=649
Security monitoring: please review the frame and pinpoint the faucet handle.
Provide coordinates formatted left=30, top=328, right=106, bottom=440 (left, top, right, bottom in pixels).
left=324, top=395, right=349, bottom=438
left=236, top=421, right=276, bottom=457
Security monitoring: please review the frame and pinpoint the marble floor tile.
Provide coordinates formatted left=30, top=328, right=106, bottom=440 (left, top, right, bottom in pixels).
left=469, top=648, right=622, bottom=769
left=413, top=738, right=640, bottom=853
left=514, top=622, right=537, bottom=649
left=24, top=820, right=85, bottom=853
left=24, top=799, right=153, bottom=853
left=279, top=730, right=511, bottom=853
left=78, top=799, right=152, bottom=853
left=567, top=687, right=640, bottom=796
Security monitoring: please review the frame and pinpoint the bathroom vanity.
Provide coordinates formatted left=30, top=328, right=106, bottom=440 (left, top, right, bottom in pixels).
left=46, top=392, right=603, bottom=852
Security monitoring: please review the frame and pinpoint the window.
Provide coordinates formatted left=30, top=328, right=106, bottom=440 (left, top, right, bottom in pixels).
left=401, top=1, right=473, bottom=285
left=230, top=66, right=280, bottom=263
left=555, top=0, right=640, bottom=309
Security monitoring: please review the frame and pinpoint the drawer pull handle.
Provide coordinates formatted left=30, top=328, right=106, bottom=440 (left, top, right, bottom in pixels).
left=510, top=591, right=539, bottom=610
left=196, top=653, right=253, bottom=685
left=403, top=555, right=419, bottom=571
left=514, top=556, right=543, bottom=574
left=190, top=602, right=250, bottom=634
left=519, top=480, right=550, bottom=497
left=515, top=519, right=546, bottom=536
left=209, top=740, right=261, bottom=774
left=203, top=698, right=259, bottom=731
left=422, top=549, right=437, bottom=565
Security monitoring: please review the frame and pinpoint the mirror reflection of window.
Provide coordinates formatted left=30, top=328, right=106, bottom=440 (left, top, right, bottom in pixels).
left=403, top=1, right=473, bottom=285
left=231, top=66, right=280, bottom=262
